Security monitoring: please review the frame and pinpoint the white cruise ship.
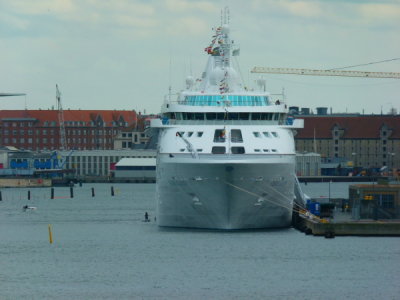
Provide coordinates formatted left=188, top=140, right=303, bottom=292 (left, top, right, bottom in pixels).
left=150, top=10, right=304, bottom=229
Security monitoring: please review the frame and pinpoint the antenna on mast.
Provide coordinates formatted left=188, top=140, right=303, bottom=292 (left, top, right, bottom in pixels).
left=222, top=6, right=230, bottom=25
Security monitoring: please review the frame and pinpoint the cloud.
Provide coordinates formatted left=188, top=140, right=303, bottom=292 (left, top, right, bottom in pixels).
left=277, top=0, right=322, bottom=18
left=165, top=16, right=209, bottom=36
left=165, top=0, right=217, bottom=13
left=0, top=12, right=30, bottom=31
left=358, top=3, right=400, bottom=21
left=7, top=0, right=76, bottom=15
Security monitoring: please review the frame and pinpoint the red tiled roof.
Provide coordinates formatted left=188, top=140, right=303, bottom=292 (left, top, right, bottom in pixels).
left=0, top=110, right=137, bottom=126
left=296, top=115, right=400, bottom=139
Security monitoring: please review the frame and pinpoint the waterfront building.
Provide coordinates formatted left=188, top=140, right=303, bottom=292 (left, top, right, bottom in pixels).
left=349, top=183, right=400, bottom=219
left=295, top=115, right=400, bottom=172
left=295, top=152, right=321, bottom=176
left=60, top=149, right=156, bottom=177
left=113, top=130, right=149, bottom=149
left=0, top=147, right=156, bottom=178
left=113, top=157, right=156, bottom=179
left=0, top=110, right=138, bottom=151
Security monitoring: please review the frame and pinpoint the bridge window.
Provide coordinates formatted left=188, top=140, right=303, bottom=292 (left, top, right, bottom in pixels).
left=253, top=132, right=261, bottom=138
left=271, top=132, right=278, bottom=137
left=263, top=132, right=270, bottom=138
left=214, top=129, right=226, bottom=142
left=212, top=146, right=225, bottom=154
left=231, top=130, right=243, bottom=142
left=197, top=132, right=204, bottom=137
left=231, top=146, right=245, bottom=154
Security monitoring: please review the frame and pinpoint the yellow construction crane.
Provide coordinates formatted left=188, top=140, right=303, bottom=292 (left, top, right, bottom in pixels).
left=251, top=67, right=400, bottom=79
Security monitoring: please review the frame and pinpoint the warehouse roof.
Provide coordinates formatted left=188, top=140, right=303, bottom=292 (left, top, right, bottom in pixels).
left=296, top=115, right=400, bottom=139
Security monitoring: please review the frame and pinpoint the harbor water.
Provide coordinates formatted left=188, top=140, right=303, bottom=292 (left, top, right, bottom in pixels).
left=1, top=183, right=399, bottom=299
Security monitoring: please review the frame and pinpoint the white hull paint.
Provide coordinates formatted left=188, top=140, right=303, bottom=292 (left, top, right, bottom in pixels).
left=156, top=154, right=295, bottom=229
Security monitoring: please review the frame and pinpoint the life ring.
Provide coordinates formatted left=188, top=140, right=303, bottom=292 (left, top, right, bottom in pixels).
left=37, top=178, right=43, bottom=184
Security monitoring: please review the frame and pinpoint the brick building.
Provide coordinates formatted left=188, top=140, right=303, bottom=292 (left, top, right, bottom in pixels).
left=295, top=115, right=400, bottom=171
left=0, top=110, right=137, bottom=151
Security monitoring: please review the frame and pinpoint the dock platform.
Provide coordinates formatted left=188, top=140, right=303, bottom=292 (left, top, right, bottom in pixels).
left=302, top=218, right=400, bottom=237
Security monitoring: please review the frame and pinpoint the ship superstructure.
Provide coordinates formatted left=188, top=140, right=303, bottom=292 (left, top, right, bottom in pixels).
left=150, top=9, right=304, bottom=229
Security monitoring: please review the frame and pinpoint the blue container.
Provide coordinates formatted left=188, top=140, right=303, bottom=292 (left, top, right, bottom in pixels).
left=308, top=202, right=321, bottom=216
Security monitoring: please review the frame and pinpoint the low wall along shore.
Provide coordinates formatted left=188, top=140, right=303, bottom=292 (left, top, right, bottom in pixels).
left=0, top=178, right=52, bottom=188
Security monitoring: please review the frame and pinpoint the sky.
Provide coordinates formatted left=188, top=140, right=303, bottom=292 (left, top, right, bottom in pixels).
left=1, top=0, right=399, bottom=115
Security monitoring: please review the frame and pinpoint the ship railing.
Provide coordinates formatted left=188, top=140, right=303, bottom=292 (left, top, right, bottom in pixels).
left=161, top=119, right=284, bottom=126
left=167, top=100, right=276, bottom=107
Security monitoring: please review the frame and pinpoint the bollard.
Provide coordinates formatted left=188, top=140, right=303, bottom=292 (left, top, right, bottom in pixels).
left=79, top=181, right=82, bottom=187
left=111, top=186, right=114, bottom=197
left=28, top=190, right=31, bottom=200
left=70, top=186, right=74, bottom=198
left=91, top=187, right=95, bottom=197
left=51, top=188, right=54, bottom=199
left=48, top=224, right=53, bottom=244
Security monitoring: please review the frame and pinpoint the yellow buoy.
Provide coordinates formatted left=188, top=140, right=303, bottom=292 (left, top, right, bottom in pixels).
left=48, top=224, right=53, bottom=244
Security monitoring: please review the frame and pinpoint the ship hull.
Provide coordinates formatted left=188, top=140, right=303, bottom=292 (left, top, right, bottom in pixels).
left=156, top=154, right=295, bottom=229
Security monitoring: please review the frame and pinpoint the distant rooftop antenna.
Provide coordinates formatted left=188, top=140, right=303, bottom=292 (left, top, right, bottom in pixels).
left=221, top=6, right=230, bottom=25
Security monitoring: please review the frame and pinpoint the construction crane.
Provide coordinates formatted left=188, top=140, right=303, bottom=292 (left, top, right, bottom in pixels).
left=56, top=84, right=67, bottom=150
left=0, top=93, right=26, bottom=97
left=251, top=67, right=400, bottom=79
